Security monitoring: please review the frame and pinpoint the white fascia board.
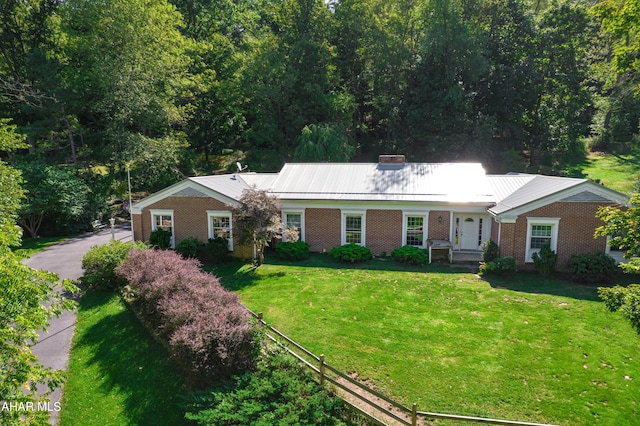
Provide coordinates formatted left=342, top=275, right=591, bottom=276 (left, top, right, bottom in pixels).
left=493, top=181, right=628, bottom=220
left=279, top=199, right=490, bottom=213
left=131, top=179, right=240, bottom=213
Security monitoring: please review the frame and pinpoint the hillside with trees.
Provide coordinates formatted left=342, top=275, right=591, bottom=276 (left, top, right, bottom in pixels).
left=0, top=0, right=638, bottom=236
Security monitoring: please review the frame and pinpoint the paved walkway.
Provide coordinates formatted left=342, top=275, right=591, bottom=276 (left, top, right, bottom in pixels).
left=22, top=224, right=133, bottom=425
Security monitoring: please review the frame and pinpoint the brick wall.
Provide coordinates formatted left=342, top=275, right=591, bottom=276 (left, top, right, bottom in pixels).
left=499, top=201, right=614, bottom=269
left=137, top=196, right=253, bottom=258
left=366, top=210, right=402, bottom=255
left=428, top=210, right=450, bottom=240
left=305, top=208, right=341, bottom=252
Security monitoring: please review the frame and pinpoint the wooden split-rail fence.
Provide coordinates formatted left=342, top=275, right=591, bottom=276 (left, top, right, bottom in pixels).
left=252, top=311, right=556, bottom=426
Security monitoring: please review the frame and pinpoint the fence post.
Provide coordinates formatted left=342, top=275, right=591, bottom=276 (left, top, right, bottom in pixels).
left=412, top=402, right=417, bottom=426
left=319, top=354, right=325, bottom=385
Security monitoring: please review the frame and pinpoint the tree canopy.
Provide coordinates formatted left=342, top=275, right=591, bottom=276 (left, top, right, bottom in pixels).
left=232, top=187, right=282, bottom=266
left=0, top=119, right=76, bottom=425
left=0, top=0, right=638, bottom=236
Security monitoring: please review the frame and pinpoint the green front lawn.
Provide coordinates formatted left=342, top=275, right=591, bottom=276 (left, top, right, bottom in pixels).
left=59, top=292, right=188, bottom=426
left=213, top=255, right=640, bottom=425
left=13, top=235, right=69, bottom=259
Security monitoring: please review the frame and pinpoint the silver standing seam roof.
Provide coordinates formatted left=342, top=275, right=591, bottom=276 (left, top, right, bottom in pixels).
left=268, top=162, right=495, bottom=203
left=486, top=174, right=587, bottom=215
left=134, top=163, right=626, bottom=214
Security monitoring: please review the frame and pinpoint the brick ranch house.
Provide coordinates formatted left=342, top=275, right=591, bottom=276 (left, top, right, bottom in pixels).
left=131, top=155, right=628, bottom=267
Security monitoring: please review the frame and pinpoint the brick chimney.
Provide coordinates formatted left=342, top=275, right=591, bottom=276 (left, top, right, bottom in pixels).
left=378, top=154, right=405, bottom=164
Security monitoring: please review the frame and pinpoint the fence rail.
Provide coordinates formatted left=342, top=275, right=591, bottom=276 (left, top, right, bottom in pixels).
left=251, top=310, right=556, bottom=426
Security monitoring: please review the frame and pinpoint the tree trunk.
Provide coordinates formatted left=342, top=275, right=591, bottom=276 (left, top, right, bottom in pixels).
left=61, top=105, right=77, bottom=167
left=20, top=212, right=44, bottom=238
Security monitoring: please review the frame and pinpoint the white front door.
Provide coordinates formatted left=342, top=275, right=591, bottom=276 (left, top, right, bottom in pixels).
left=455, top=215, right=484, bottom=251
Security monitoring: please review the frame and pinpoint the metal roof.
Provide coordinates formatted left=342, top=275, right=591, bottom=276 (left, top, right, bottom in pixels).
left=134, top=164, right=627, bottom=214
left=188, top=174, right=252, bottom=200
left=487, top=174, right=586, bottom=215
left=269, top=163, right=495, bottom=203
left=238, top=173, right=279, bottom=189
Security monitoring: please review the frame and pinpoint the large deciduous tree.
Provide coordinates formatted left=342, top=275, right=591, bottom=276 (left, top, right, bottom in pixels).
left=591, top=0, right=640, bottom=76
left=60, top=0, right=194, bottom=170
left=15, top=160, right=90, bottom=237
left=232, top=187, right=281, bottom=266
left=239, top=0, right=353, bottom=169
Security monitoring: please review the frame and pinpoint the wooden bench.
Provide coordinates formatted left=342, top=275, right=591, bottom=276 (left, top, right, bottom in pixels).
left=92, top=220, right=107, bottom=232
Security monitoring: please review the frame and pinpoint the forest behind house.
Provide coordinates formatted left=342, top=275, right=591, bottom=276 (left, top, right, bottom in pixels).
left=0, top=0, right=638, bottom=237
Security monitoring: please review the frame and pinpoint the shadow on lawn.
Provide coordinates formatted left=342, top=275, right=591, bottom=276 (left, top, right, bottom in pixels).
left=482, top=271, right=603, bottom=301
left=210, top=253, right=480, bottom=292
left=76, top=292, right=188, bottom=425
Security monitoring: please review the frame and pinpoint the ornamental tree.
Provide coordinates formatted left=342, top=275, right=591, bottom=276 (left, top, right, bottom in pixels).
left=231, top=187, right=282, bottom=266
left=595, top=194, right=640, bottom=273
left=595, top=194, right=640, bottom=260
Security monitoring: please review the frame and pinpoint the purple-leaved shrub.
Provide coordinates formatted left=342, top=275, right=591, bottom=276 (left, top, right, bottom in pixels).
left=116, top=249, right=259, bottom=387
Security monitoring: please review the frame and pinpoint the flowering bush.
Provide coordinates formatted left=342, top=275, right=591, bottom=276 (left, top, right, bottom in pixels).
left=116, top=250, right=260, bottom=386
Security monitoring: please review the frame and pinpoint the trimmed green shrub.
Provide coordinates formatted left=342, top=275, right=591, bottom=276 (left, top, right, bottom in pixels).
left=206, top=237, right=229, bottom=263
left=481, top=239, right=499, bottom=262
left=567, top=252, right=617, bottom=283
left=275, top=241, right=310, bottom=260
left=598, top=284, right=640, bottom=334
left=329, top=243, right=372, bottom=263
left=185, top=346, right=345, bottom=425
left=479, top=256, right=517, bottom=275
left=531, top=244, right=558, bottom=276
left=176, top=237, right=203, bottom=259
left=149, top=228, right=171, bottom=249
left=391, top=245, right=427, bottom=265
left=81, top=240, right=148, bottom=291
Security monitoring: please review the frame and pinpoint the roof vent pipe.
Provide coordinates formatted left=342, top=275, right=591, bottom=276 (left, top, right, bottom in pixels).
left=378, top=154, right=405, bottom=164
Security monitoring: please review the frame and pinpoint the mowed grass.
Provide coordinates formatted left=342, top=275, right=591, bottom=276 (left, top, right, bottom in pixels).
left=577, top=151, right=640, bottom=194
left=59, top=292, right=188, bottom=426
left=13, top=235, right=69, bottom=259
left=214, top=255, right=640, bottom=425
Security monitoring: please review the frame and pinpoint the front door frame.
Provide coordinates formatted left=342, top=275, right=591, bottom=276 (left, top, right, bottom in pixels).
left=453, top=213, right=489, bottom=251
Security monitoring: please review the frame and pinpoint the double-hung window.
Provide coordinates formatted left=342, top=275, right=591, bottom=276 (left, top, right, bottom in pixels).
left=342, top=211, right=366, bottom=246
left=207, top=211, right=233, bottom=251
left=525, top=217, right=559, bottom=262
left=404, top=214, right=426, bottom=247
left=150, top=209, right=174, bottom=248
left=282, top=212, right=304, bottom=242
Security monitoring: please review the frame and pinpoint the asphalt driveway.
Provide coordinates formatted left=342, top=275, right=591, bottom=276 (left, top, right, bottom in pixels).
left=22, top=224, right=133, bottom=425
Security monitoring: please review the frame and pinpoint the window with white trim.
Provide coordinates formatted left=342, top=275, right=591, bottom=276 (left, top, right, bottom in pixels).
left=282, top=212, right=304, bottom=242
left=404, top=215, right=426, bottom=247
left=342, top=211, right=366, bottom=245
left=150, top=209, right=174, bottom=248
left=525, top=218, right=559, bottom=262
left=207, top=211, right=233, bottom=251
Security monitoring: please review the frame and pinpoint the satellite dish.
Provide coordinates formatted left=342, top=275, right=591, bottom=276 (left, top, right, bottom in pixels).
left=236, top=162, right=248, bottom=173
